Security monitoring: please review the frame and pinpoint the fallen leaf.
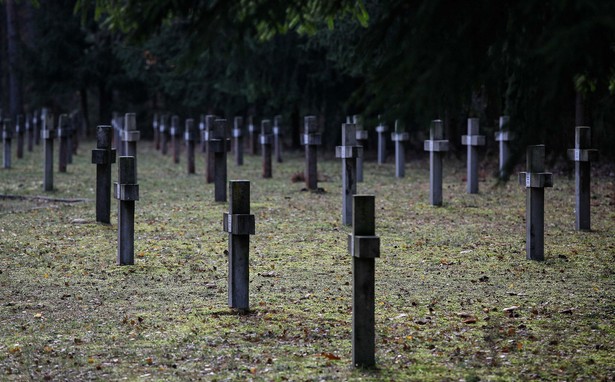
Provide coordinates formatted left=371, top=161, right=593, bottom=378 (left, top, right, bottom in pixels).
left=462, top=317, right=478, bottom=324
left=319, top=352, right=341, bottom=360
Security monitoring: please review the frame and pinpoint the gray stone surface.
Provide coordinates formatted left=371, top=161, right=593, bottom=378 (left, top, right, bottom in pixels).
left=184, top=118, right=196, bottom=174
left=260, top=120, right=273, bottom=178
left=233, top=116, right=244, bottom=166
left=170, top=115, right=181, bottom=164
left=495, top=116, right=513, bottom=179
left=211, top=119, right=230, bottom=202
left=336, top=123, right=362, bottom=225
left=301, top=116, right=321, bottom=190
left=391, top=120, right=409, bottom=178
left=16, top=115, right=24, bottom=159
left=518, top=145, right=553, bottom=261
left=92, top=125, right=116, bottom=224
left=353, top=115, right=367, bottom=182
left=41, top=112, right=54, bottom=191
left=223, top=180, right=256, bottom=311
left=122, top=113, right=140, bottom=181
left=424, top=120, right=449, bottom=206
left=58, top=114, right=70, bottom=173
left=115, top=156, right=139, bottom=266
left=461, top=118, right=485, bottom=194
left=273, top=115, right=283, bottom=163
left=204, top=115, right=217, bottom=183
left=567, top=126, right=598, bottom=231
left=248, top=116, right=258, bottom=155
left=376, top=117, right=388, bottom=164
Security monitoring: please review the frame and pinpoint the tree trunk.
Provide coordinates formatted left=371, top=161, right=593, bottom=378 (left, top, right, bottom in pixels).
left=6, top=0, right=23, bottom=119
left=575, top=90, right=585, bottom=126
left=99, top=82, right=112, bottom=125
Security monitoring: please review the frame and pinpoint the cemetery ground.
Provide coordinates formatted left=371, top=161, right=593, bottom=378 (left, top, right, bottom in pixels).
left=0, top=142, right=614, bottom=381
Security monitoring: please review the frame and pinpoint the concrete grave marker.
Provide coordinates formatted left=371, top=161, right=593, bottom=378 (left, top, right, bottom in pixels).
left=152, top=113, right=160, bottom=150
left=66, top=115, right=75, bottom=164
left=122, top=113, right=140, bottom=181
left=211, top=119, right=231, bottom=202
left=58, top=114, right=70, bottom=173
left=184, top=118, right=196, bottom=174
left=348, top=195, right=380, bottom=368
left=353, top=115, right=368, bottom=182
left=199, top=115, right=206, bottom=152
left=518, top=145, right=553, bottom=261
left=16, top=115, right=24, bottom=159
left=260, top=119, right=273, bottom=178
left=26, top=113, right=34, bottom=152
left=2, top=119, right=12, bottom=169
left=301, top=116, right=322, bottom=190
left=248, top=116, right=258, bottom=155
left=41, top=111, right=55, bottom=191
left=461, top=118, right=485, bottom=193
left=115, top=156, right=139, bottom=265
left=232, top=116, right=244, bottom=166
left=91, top=125, right=116, bottom=224
left=160, top=115, right=169, bottom=155
left=33, top=110, right=41, bottom=146
left=495, top=116, right=514, bottom=179
left=336, top=123, right=363, bottom=225
left=112, top=112, right=122, bottom=153
left=423, top=120, right=449, bottom=206
left=170, top=115, right=182, bottom=164
left=567, top=126, right=598, bottom=231
left=273, top=115, right=283, bottom=163
left=223, top=180, right=256, bottom=311
left=376, top=116, right=388, bottom=164
left=391, top=120, right=409, bottom=178
left=204, top=115, right=217, bottom=183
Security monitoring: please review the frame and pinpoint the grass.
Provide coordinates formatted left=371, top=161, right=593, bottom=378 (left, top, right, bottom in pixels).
left=0, top=139, right=613, bottom=381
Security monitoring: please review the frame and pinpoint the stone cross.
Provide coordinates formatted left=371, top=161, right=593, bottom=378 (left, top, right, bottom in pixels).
left=495, top=116, right=514, bottom=179
left=91, top=125, right=116, bottom=224
left=122, top=113, right=140, bottom=181
left=211, top=119, right=231, bottom=202
left=223, top=180, right=256, bottom=311
left=248, top=116, right=258, bottom=155
left=518, top=145, right=553, bottom=261
left=184, top=118, right=196, bottom=174
left=66, top=115, right=75, bottom=164
left=152, top=113, right=160, bottom=150
left=376, top=116, right=388, bottom=164
left=273, top=115, right=283, bottom=163
left=301, top=116, right=322, bottom=190
left=567, top=126, right=598, bottom=231
left=16, top=115, right=24, bottom=159
left=112, top=112, right=122, bottom=153
left=348, top=195, right=380, bottom=368
left=336, top=123, right=363, bottom=225
left=391, top=120, right=409, bottom=178
left=58, top=114, right=70, bottom=173
left=26, top=113, right=34, bottom=152
left=41, top=111, right=55, bottom=192
left=354, top=115, right=368, bottom=182
left=33, top=110, right=41, bottom=146
left=2, top=119, right=12, bottom=169
left=203, top=114, right=217, bottom=184
left=260, top=119, right=273, bottom=178
left=170, top=115, right=182, bottom=164
left=423, top=120, right=449, bottom=206
left=199, top=114, right=206, bottom=153
left=115, top=156, right=139, bottom=265
left=232, top=116, right=244, bottom=166
left=461, top=118, right=485, bottom=194
left=160, top=114, right=169, bottom=155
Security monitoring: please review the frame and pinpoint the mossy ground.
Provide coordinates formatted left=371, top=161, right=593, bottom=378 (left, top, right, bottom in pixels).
left=0, top=141, right=613, bottom=381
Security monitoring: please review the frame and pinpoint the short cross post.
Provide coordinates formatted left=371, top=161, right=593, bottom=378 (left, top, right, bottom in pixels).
left=260, top=119, right=274, bottom=178
left=26, top=113, right=34, bottom=152
left=16, top=115, right=24, bottom=159
left=354, top=115, right=368, bottom=182
left=152, top=113, right=160, bottom=150
left=112, top=112, right=122, bottom=153
left=391, top=120, right=409, bottom=178
left=41, top=111, right=55, bottom=191
left=204, top=115, right=216, bottom=183
left=58, top=114, right=70, bottom=173
left=336, top=123, right=363, bottom=225
left=184, top=118, right=196, bottom=174
left=2, top=119, right=13, bottom=169
left=66, top=115, right=75, bottom=164
left=115, top=156, right=139, bottom=265
left=211, top=119, right=231, bottom=202
left=518, top=145, right=553, bottom=261
left=170, top=115, right=181, bottom=164
left=33, top=110, right=40, bottom=146
left=122, top=113, right=140, bottom=181
left=160, top=115, right=169, bottom=155
left=248, top=116, right=258, bottom=155
left=495, top=116, right=514, bottom=179
left=461, top=118, right=486, bottom=193
left=223, top=180, right=256, bottom=311
left=273, top=115, right=283, bottom=163
left=567, top=127, right=598, bottom=231
left=199, top=115, right=206, bottom=152
left=91, top=125, right=116, bottom=224
left=423, top=120, right=449, bottom=206
left=376, top=116, right=388, bottom=164
left=348, top=195, right=380, bottom=368
left=232, top=116, right=244, bottom=166
left=301, top=116, right=322, bottom=190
